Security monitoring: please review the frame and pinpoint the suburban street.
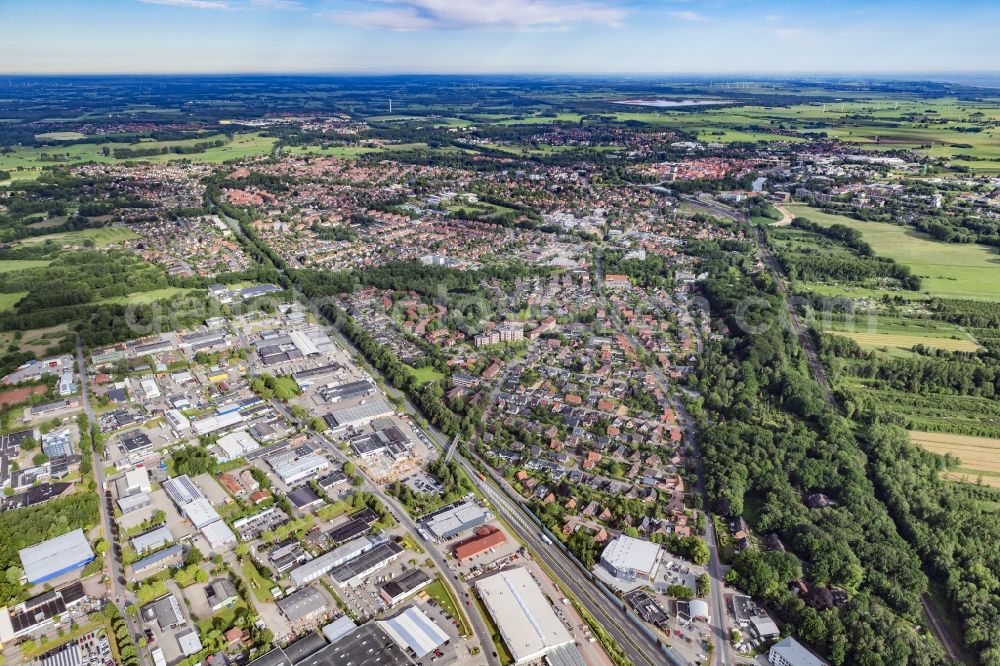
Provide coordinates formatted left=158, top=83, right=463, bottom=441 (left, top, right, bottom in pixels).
left=76, top=335, right=148, bottom=666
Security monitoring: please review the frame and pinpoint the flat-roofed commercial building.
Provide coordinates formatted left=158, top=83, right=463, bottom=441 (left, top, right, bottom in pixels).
left=380, top=569, right=432, bottom=606
left=329, top=541, right=404, bottom=589
left=289, top=536, right=377, bottom=587
left=18, top=529, right=95, bottom=585
left=377, top=606, right=449, bottom=659
left=474, top=567, right=574, bottom=665
left=267, top=451, right=329, bottom=486
left=599, top=534, right=662, bottom=582
left=131, top=526, right=174, bottom=554
left=421, top=500, right=488, bottom=541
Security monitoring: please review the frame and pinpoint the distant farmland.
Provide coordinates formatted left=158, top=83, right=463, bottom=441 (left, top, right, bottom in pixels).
left=830, top=330, right=981, bottom=353
left=909, top=431, right=1000, bottom=487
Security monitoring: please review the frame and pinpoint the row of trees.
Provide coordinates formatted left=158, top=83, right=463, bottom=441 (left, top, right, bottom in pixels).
left=686, top=236, right=947, bottom=665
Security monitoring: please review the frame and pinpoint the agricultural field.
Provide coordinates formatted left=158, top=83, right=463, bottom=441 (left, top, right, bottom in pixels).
left=785, top=203, right=1000, bottom=301
left=0, top=324, right=71, bottom=356
left=628, top=96, right=1000, bottom=166
left=284, top=142, right=467, bottom=158
left=823, top=315, right=980, bottom=353
left=830, top=330, right=980, bottom=354
left=909, top=431, right=1000, bottom=487
left=365, top=115, right=472, bottom=128
left=33, top=131, right=87, bottom=141
left=16, top=226, right=138, bottom=247
left=843, top=378, right=1000, bottom=438
left=0, top=132, right=275, bottom=182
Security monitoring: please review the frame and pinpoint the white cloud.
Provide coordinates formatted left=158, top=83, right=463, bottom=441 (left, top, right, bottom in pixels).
left=332, top=0, right=627, bottom=32
left=137, top=0, right=304, bottom=9
left=249, top=0, right=305, bottom=9
left=667, top=10, right=705, bottom=21
left=138, top=0, right=231, bottom=9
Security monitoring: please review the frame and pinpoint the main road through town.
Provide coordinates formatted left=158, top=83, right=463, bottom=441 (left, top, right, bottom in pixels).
left=77, top=335, right=149, bottom=666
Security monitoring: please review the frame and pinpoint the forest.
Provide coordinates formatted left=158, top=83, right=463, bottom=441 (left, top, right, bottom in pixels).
left=687, top=239, right=948, bottom=665
left=0, top=493, right=99, bottom=607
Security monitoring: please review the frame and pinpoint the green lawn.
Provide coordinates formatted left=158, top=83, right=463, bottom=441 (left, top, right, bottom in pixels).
left=786, top=203, right=1000, bottom=301
left=240, top=561, right=275, bottom=602
left=424, top=576, right=470, bottom=637
left=0, top=259, right=52, bottom=273
left=16, top=226, right=138, bottom=247
left=404, top=365, right=445, bottom=384
left=0, top=291, right=27, bottom=312
left=96, top=287, right=195, bottom=305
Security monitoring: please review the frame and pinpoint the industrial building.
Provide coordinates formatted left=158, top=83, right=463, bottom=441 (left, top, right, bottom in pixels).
left=191, top=411, right=244, bottom=436
left=599, top=535, right=663, bottom=582
left=328, top=541, right=404, bottom=588
left=116, top=468, right=152, bottom=497
left=118, top=492, right=152, bottom=515
left=769, top=637, right=830, bottom=666
left=309, top=624, right=413, bottom=666
left=321, top=616, right=357, bottom=644
left=6, top=582, right=85, bottom=638
left=289, top=536, right=377, bottom=587
left=377, top=606, right=449, bottom=659
left=421, top=500, right=488, bottom=541
left=267, top=450, right=330, bottom=486
left=183, top=497, right=222, bottom=529
left=131, top=526, right=174, bottom=554
left=162, top=473, right=233, bottom=549
left=18, top=529, right=95, bottom=584
left=321, top=398, right=395, bottom=431
left=215, top=430, right=260, bottom=461
left=276, top=585, right=327, bottom=625
left=141, top=594, right=185, bottom=630
left=380, top=569, right=432, bottom=606
left=348, top=426, right=412, bottom=462
left=201, top=519, right=237, bottom=550
left=132, top=545, right=184, bottom=578
left=454, top=526, right=507, bottom=561
left=475, top=567, right=574, bottom=665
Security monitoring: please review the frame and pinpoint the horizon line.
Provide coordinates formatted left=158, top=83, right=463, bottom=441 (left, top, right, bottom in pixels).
left=2, top=70, right=1000, bottom=78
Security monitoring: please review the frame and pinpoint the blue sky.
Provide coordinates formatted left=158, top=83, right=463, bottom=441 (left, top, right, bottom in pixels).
left=2, top=0, right=999, bottom=74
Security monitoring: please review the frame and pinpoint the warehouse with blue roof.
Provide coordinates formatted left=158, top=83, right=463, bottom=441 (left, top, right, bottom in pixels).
left=18, top=529, right=94, bottom=584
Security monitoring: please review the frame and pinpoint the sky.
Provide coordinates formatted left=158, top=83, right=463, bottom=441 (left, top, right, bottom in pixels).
left=1, top=0, right=999, bottom=74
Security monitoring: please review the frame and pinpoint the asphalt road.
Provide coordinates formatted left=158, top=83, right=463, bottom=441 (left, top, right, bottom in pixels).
left=76, top=336, right=148, bottom=666
left=455, top=454, right=681, bottom=666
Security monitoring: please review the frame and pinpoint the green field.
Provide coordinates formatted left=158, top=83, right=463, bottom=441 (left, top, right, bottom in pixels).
left=16, top=226, right=138, bottom=247
left=405, top=364, right=445, bottom=384
left=34, top=131, right=88, bottom=141
left=786, top=203, right=1000, bottom=301
left=0, top=132, right=275, bottom=182
left=823, top=315, right=980, bottom=353
left=97, top=287, right=195, bottom=305
left=0, top=259, right=52, bottom=273
left=0, top=292, right=27, bottom=312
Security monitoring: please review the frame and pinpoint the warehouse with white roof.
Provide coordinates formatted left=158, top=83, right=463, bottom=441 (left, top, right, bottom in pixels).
left=18, top=529, right=95, bottom=585
left=131, top=526, right=175, bottom=554
left=215, top=430, right=260, bottom=461
left=475, top=567, right=574, bottom=665
left=599, top=534, right=663, bottom=582
left=377, top=606, right=449, bottom=659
